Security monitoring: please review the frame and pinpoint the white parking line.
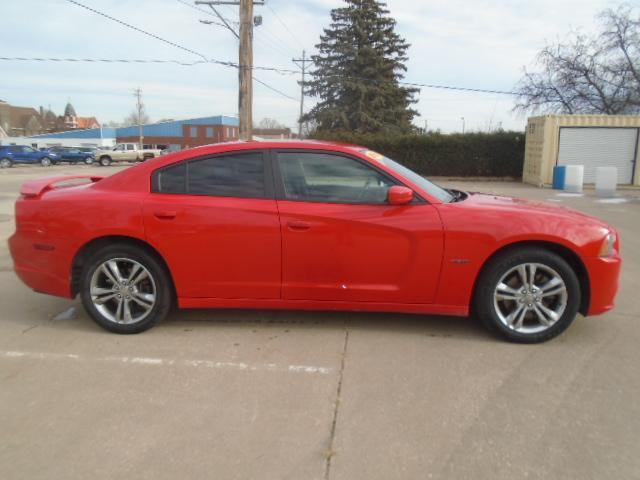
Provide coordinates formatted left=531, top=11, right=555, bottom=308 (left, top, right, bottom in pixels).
left=0, top=350, right=332, bottom=375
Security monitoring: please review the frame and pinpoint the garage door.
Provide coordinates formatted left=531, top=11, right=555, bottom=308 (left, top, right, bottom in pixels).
left=558, top=127, right=638, bottom=184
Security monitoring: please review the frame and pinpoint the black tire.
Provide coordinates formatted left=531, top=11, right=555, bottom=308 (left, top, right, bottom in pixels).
left=41, top=156, right=52, bottom=167
left=0, top=157, right=12, bottom=168
left=474, top=247, right=581, bottom=343
left=80, top=243, right=172, bottom=334
left=99, top=156, right=112, bottom=166
left=85, top=156, right=94, bottom=165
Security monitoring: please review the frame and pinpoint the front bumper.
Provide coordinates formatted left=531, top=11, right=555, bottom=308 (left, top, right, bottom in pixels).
left=583, top=254, right=622, bottom=316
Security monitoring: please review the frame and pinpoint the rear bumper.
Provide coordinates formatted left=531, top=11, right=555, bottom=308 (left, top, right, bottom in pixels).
left=584, top=254, right=622, bottom=316
left=8, top=233, right=73, bottom=298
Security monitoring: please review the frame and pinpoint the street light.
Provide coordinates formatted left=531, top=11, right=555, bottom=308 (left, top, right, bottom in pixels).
left=461, top=117, right=465, bottom=134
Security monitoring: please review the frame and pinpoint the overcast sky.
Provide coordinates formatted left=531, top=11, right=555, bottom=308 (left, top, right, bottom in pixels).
left=1, top=0, right=618, bottom=132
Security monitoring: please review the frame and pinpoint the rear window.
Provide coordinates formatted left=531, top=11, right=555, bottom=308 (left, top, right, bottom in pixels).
left=154, top=163, right=186, bottom=194
left=152, top=152, right=266, bottom=198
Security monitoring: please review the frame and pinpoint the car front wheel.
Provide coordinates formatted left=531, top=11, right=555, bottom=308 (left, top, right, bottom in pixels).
left=0, top=158, right=12, bottom=168
left=474, top=247, right=581, bottom=343
left=99, top=156, right=111, bottom=166
left=41, top=157, right=52, bottom=166
left=80, top=244, right=172, bottom=334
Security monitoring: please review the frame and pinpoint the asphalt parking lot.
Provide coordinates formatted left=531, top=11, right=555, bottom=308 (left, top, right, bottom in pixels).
left=1, top=164, right=639, bottom=480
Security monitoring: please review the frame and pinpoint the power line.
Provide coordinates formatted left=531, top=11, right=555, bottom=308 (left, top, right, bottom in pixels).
left=0, top=56, right=209, bottom=66
left=66, top=0, right=208, bottom=61
left=62, top=0, right=302, bottom=107
left=0, top=56, right=517, bottom=95
left=253, top=77, right=298, bottom=101
left=265, top=3, right=304, bottom=49
left=174, top=0, right=232, bottom=23
left=0, top=55, right=298, bottom=74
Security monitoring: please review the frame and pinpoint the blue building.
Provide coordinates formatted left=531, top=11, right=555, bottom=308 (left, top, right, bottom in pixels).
left=22, top=115, right=239, bottom=150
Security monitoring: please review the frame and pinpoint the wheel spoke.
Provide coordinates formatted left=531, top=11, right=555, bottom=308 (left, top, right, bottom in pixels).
left=100, top=264, right=119, bottom=285
left=128, top=263, right=141, bottom=282
left=540, top=276, right=562, bottom=293
left=528, top=264, right=537, bottom=289
left=541, top=285, right=567, bottom=298
left=513, top=306, right=528, bottom=330
left=532, top=304, right=551, bottom=326
left=536, top=302, right=560, bottom=322
left=106, top=260, right=125, bottom=283
left=91, top=286, right=118, bottom=305
left=506, top=304, right=526, bottom=328
left=130, top=296, right=151, bottom=311
left=123, top=299, right=133, bottom=323
left=495, top=282, right=519, bottom=300
left=115, top=298, right=124, bottom=322
left=130, top=268, right=149, bottom=286
left=517, top=265, right=528, bottom=288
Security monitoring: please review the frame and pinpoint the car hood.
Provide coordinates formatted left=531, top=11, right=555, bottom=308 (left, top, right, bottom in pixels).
left=463, top=192, right=610, bottom=229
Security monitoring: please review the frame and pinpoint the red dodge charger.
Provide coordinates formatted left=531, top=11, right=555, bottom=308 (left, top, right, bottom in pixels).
left=9, top=141, right=621, bottom=342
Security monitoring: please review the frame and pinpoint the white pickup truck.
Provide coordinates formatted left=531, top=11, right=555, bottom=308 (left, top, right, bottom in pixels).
left=96, top=143, right=162, bottom=166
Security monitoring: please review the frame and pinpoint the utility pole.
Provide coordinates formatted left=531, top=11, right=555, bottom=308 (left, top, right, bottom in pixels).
left=238, top=0, right=253, bottom=140
left=134, top=88, right=144, bottom=148
left=196, top=0, right=264, bottom=141
left=461, top=116, right=465, bottom=134
left=292, top=50, right=311, bottom=138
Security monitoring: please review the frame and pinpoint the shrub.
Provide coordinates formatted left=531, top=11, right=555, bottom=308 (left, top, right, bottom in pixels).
left=311, top=131, right=525, bottom=177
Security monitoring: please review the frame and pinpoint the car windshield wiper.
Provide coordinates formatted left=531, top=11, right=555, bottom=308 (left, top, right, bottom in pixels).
left=447, top=189, right=464, bottom=203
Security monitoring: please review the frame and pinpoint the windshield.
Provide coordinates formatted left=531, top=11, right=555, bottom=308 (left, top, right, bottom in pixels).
left=373, top=153, right=455, bottom=203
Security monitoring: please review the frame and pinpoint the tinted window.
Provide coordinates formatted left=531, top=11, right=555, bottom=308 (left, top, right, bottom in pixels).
left=126, top=144, right=135, bottom=151
left=152, top=152, right=266, bottom=198
left=155, top=163, right=186, bottom=194
left=189, top=153, right=265, bottom=197
left=277, top=152, right=393, bottom=204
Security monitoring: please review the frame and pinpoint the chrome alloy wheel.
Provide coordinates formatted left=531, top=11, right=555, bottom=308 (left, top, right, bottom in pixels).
left=493, top=263, right=568, bottom=334
left=89, top=258, right=157, bottom=324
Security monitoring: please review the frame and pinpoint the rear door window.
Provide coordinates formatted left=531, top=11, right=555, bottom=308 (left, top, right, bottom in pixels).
left=152, top=151, right=268, bottom=198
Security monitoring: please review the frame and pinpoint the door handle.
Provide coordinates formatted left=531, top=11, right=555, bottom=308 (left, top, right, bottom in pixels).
left=287, top=220, right=311, bottom=231
left=153, top=210, right=176, bottom=220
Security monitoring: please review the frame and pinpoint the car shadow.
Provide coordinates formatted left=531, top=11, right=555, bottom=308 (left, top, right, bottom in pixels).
left=161, top=308, right=495, bottom=342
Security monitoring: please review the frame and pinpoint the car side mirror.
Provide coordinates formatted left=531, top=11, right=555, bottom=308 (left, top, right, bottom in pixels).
left=388, top=186, right=414, bottom=205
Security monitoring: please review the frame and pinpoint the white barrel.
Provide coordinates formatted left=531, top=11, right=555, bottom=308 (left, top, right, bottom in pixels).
left=564, top=165, right=584, bottom=193
left=595, top=167, right=617, bottom=198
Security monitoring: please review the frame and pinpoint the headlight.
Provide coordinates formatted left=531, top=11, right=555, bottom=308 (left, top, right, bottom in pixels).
left=599, top=232, right=617, bottom=257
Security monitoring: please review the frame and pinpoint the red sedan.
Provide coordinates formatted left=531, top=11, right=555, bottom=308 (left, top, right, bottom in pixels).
left=9, top=141, right=621, bottom=342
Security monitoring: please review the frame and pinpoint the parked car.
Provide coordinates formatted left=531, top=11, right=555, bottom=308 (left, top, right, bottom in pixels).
left=0, top=145, right=59, bottom=167
left=46, top=146, right=95, bottom=165
left=96, top=143, right=162, bottom=166
left=9, top=141, right=621, bottom=342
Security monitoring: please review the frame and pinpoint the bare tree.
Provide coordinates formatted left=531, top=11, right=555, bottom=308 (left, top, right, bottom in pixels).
left=515, top=5, right=640, bottom=115
left=122, top=109, right=150, bottom=127
left=255, top=117, right=285, bottom=129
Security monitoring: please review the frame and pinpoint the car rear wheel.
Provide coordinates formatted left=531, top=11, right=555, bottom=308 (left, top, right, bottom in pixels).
left=80, top=244, right=172, bottom=334
left=474, top=247, right=581, bottom=343
left=99, top=156, right=111, bottom=166
left=41, top=157, right=52, bottom=166
left=0, top=158, right=12, bottom=168
left=85, top=156, right=94, bottom=165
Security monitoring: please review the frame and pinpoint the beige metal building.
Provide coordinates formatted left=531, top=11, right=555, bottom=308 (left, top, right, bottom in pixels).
left=523, top=115, right=640, bottom=186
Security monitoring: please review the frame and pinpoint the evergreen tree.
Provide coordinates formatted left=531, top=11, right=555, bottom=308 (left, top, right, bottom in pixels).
left=304, top=0, right=418, bottom=134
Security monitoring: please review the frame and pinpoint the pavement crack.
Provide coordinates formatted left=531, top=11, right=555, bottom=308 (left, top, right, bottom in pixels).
left=21, top=324, right=38, bottom=334
left=324, top=323, right=350, bottom=480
